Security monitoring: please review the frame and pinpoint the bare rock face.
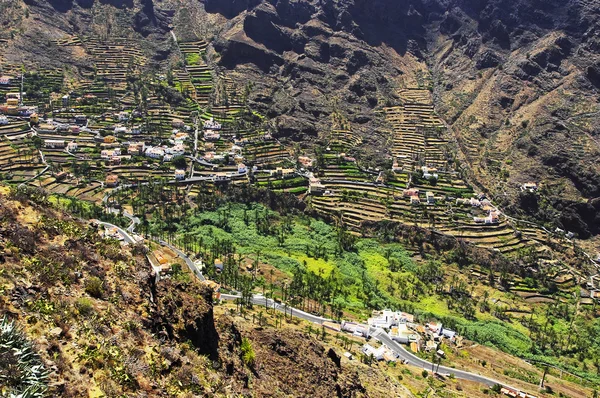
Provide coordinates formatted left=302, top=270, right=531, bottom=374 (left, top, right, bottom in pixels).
left=209, top=0, right=409, bottom=143
left=205, top=0, right=600, bottom=234
left=150, top=280, right=220, bottom=360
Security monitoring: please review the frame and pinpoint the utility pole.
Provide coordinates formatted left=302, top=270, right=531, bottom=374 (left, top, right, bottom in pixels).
left=539, top=365, right=548, bottom=389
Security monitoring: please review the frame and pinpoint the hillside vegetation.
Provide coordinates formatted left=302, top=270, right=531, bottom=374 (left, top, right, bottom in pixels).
left=0, top=186, right=379, bottom=397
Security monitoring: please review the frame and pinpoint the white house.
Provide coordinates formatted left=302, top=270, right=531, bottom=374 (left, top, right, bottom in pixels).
left=521, top=182, right=538, bottom=192
left=175, top=169, right=186, bottom=180
left=114, top=126, right=129, bottom=135
left=67, top=142, right=78, bottom=152
left=203, top=117, right=222, bottom=130
left=163, top=154, right=173, bottom=162
left=44, top=139, right=66, bottom=149
left=168, top=144, right=185, bottom=156
left=145, top=147, right=165, bottom=159
left=117, top=111, right=129, bottom=122
left=0, top=76, right=12, bottom=85
left=0, top=115, right=8, bottom=125
left=422, top=166, right=439, bottom=180
left=101, top=148, right=121, bottom=159
left=237, top=163, right=248, bottom=174
left=204, top=130, right=220, bottom=141
left=361, top=344, right=386, bottom=361
left=341, top=321, right=370, bottom=338
left=426, top=191, right=435, bottom=205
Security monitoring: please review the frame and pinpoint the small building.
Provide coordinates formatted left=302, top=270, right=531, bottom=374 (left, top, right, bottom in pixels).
left=6, top=92, right=21, bottom=100
left=105, top=174, right=119, bottom=187
left=274, top=167, right=295, bottom=178
left=145, top=147, right=165, bottom=159
left=53, top=171, right=68, bottom=181
left=214, top=258, right=224, bottom=272
left=425, top=340, right=438, bottom=352
left=422, top=166, right=439, bottom=180
left=204, top=130, right=220, bottom=141
left=175, top=169, right=186, bottom=180
left=114, top=126, right=129, bottom=135
left=128, top=142, right=145, bottom=156
left=102, top=148, right=121, bottom=159
left=0, top=76, right=12, bottom=85
left=202, top=280, right=222, bottom=301
left=74, top=114, right=87, bottom=125
left=103, top=135, right=117, bottom=144
left=469, top=197, right=482, bottom=207
left=131, top=125, right=142, bottom=135
left=521, top=182, right=538, bottom=192
left=410, top=195, right=421, bottom=205
left=38, top=123, right=57, bottom=134
left=426, top=191, right=435, bottom=204
left=163, top=154, right=174, bottom=162
left=389, top=324, right=421, bottom=344
left=168, top=144, right=185, bottom=156
left=44, top=139, right=66, bottom=149
left=0, top=115, right=8, bottom=125
left=440, top=328, right=456, bottom=340
left=62, top=94, right=69, bottom=107
left=203, top=117, right=222, bottom=130
left=361, top=344, right=385, bottom=361
left=341, top=321, right=370, bottom=338
left=67, top=142, right=78, bottom=152
left=117, top=111, right=129, bottom=122
left=403, top=188, right=420, bottom=197
left=238, top=163, right=247, bottom=174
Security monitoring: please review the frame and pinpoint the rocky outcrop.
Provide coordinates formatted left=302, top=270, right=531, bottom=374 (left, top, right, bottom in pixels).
left=133, top=0, right=173, bottom=37
left=150, top=280, right=220, bottom=360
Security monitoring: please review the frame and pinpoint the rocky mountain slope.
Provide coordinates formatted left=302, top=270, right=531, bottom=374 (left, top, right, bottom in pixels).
left=201, top=0, right=600, bottom=235
left=0, top=0, right=598, bottom=234
left=0, top=186, right=379, bottom=397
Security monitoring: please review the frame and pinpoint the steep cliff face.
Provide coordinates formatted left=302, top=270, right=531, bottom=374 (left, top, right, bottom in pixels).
left=205, top=0, right=600, bottom=235
left=150, top=280, right=220, bottom=360
left=2, top=0, right=599, bottom=233
left=428, top=0, right=600, bottom=236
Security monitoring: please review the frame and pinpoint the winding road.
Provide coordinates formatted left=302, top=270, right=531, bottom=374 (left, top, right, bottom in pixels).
left=218, top=293, right=518, bottom=389
left=95, top=205, right=523, bottom=391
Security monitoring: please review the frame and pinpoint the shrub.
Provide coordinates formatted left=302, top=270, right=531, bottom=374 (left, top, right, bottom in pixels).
left=85, top=276, right=104, bottom=298
left=421, top=370, right=429, bottom=378
left=240, top=337, right=255, bottom=367
left=0, top=317, right=48, bottom=397
left=76, top=297, right=94, bottom=316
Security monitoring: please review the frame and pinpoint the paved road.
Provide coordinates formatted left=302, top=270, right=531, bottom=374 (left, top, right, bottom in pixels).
left=158, top=239, right=206, bottom=282
left=97, top=220, right=136, bottom=244
left=370, top=328, right=517, bottom=389
left=97, top=203, right=520, bottom=391
left=221, top=293, right=331, bottom=324
left=219, top=293, right=520, bottom=390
